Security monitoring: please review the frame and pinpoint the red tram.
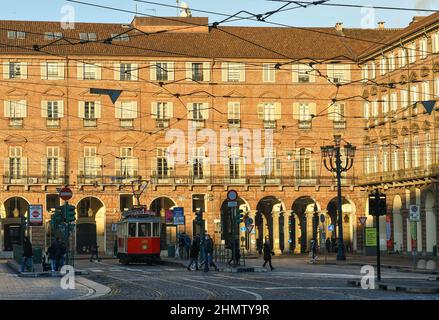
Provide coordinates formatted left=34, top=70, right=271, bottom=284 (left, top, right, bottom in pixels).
left=116, top=208, right=161, bottom=265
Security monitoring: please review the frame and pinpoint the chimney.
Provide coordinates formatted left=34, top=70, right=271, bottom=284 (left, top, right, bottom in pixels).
left=377, top=21, right=385, bottom=29
left=335, top=22, right=344, bottom=32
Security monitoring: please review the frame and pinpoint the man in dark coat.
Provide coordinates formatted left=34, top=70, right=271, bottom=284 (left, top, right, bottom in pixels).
left=187, top=235, right=200, bottom=271
left=47, top=237, right=62, bottom=272
left=262, top=236, right=274, bottom=271
left=20, top=236, right=33, bottom=272
left=203, top=234, right=218, bottom=272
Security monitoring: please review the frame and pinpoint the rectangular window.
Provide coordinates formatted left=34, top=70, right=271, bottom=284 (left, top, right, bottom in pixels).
left=9, top=62, right=23, bottom=79
left=328, top=64, right=349, bottom=83
left=111, top=33, right=129, bottom=41
left=8, top=31, right=25, bottom=39
left=333, top=103, right=345, bottom=128
left=79, top=33, right=97, bottom=42
left=409, top=42, right=416, bottom=63
left=44, top=32, right=63, bottom=40
left=47, top=101, right=59, bottom=119
left=84, top=64, right=97, bottom=80
left=120, top=63, right=133, bottom=81
left=156, top=148, right=170, bottom=178
left=192, top=147, right=205, bottom=179
left=156, top=62, right=169, bottom=81
left=47, top=147, right=60, bottom=180
left=84, top=102, right=95, bottom=119
left=420, top=38, right=428, bottom=59
left=400, top=49, right=407, bottom=67
left=191, top=63, right=203, bottom=82
left=298, top=64, right=313, bottom=83
left=227, top=102, right=241, bottom=127
left=227, top=63, right=245, bottom=82
left=263, top=63, right=276, bottom=83
left=8, top=146, right=23, bottom=180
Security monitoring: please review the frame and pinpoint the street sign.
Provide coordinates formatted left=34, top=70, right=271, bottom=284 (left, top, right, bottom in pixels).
left=365, top=227, right=377, bottom=246
left=227, top=190, right=238, bottom=201
left=328, top=224, right=335, bottom=232
left=240, top=226, right=246, bottom=232
left=320, top=214, right=325, bottom=223
left=28, top=204, right=43, bottom=226
left=409, top=205, right=420, bottom=221
left=359, top=216, right=367, bottom=226
left=247, top=225, right=254, bottom=233
left=228, top=201, right=238, bottom=207
left=59, top=187, right=73, bottom=201
left=173, top=207, right=185, bottom=225
left=245, top=217, right=254, bottom=226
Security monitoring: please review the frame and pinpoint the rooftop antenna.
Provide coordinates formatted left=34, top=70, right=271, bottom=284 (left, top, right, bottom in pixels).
left=176, top=0, right=180, bottom=16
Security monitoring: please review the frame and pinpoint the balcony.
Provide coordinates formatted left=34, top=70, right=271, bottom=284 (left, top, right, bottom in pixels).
left=359, top=165, right=439, bottom=186
left=333, top=120, right=346, bottom=129
left=263, top=120, right=276, bottom=129
left=298, top=120, right=312, bottom=129
left=77, top=175, right=142, bottom=185
left=3, top=175, right=68, bottom=185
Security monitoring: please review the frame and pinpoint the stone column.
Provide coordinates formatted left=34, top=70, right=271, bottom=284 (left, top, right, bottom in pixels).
left=283, top=211, right=291, bottom=254
left=272, top=211, right=281, bottom=254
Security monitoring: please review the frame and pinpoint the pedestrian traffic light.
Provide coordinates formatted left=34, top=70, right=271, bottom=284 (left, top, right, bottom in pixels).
left=235, top=209, right=244, bottom=224
left=63, top=204, right=76, bottom=223
left=51, top=208, right=63, bottom=229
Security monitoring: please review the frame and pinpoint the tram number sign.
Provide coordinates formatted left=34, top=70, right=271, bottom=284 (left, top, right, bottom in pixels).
left=59, top=187, right=73, bottom=201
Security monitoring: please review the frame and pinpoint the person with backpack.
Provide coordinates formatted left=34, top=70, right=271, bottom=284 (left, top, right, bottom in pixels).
left=20, top=236, right=33, bottom=272
left=310, top=239, right=318, bottom=264
left=187, top=235, right=200, bottom=271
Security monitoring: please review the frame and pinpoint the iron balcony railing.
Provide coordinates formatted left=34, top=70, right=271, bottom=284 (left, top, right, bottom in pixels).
left=3, top=175, right=68, bottom=185
left=76, top=174, right=142, bottom=185
left=359, top=164, right=439, bottom=185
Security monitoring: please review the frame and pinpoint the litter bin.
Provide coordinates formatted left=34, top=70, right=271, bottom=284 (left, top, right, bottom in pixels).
left=167, top=244, right=175, bottom=258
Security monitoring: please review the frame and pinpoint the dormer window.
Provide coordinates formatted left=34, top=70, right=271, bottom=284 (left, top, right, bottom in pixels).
left=111, top=33, right=130, bottom=41
left=7, top=31, right=26, bottom=39
left=79, top=33, right=97, bottom=42
left=44, top=32, right=63, bottom=40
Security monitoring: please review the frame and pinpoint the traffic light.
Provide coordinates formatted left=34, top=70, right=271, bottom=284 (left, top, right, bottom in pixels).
left=63, top=204, right=76, bottom=223
left=51, top=207, right=63, bottom=229
left=235, top=209, right=244, bottom=224
left=368, top=191, right=387, bottom=216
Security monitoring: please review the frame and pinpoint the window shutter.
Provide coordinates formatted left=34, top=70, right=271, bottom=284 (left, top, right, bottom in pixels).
left=4, top=101, right=10, bottom=117
left=202, top=103, right=209, bottom=119
left=3, top=62, right=10, bottom=79
left=168, top=62, right=175, bottom=81
left=328, top=103, right=335, bottom=120
left=166, top=102, right=173, bottom=118
left=151, top=102, right=158, bottom=119
left=77, top=62, right=84, bottom=80
left=222, top=62, right=228, bottom=82
left=41, top=100, right=48, bottom=118
left=114, top=63, right=120, bottom=80
left=203, top=62, right=210, bottom=82
left=41, top=62, right=47, bottom=80
left=58, top=157, right=65, bottom=176
left=292, top=64, right=298, bottom=83
left=78, top=101, right=85, bottom=118
left=41, top=158, right=48, bottom=176
left=239, top=63, right=245, bottom=82
left=21, top=157, right=27, bottom=177
left=131, top=63, right=138, bottom=81
left=95, top=63, right=102, bottom=80
left=58, top=62, right=65, bottom=80
left=257, top=103, right=265, bottom=119
left=18, top=100, right=27, bottom=117
left=188, top=103, right=194, bottom=120
left=21, top=62, right=28, bottom=79
left=150, top=62, right=157, bottom=80
left=58, top=100, right=64, bottom=118
left=274, top=103, right=282, bottom=120
left=131, top=101, right=138, bottom=118
left=115, top=101, right=122, bottom=119
left=344, top=64, right=351, bottom=82
left=309, top=103, right=317, bottom=116
left=95, top=101, right=101, bottom=118
left=292, top=102, right=300, bottom=119
left=186, top=62, right=192, bottom=80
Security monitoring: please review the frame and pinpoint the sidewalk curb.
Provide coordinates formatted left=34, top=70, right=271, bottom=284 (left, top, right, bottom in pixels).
left=347, top=280, right=439, bottom=294
left=73, top=277, right=112, bottom=300
left=7, top=260, right=90, bottom=277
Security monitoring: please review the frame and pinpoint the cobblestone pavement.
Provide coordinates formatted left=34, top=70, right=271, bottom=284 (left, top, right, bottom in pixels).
left=77, top=258, right=439, bottom=300
left=0, top=261, right=91, bottom=300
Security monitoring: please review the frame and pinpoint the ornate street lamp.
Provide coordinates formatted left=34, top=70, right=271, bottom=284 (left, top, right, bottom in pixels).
left=320, top=135, right=356, bottom=261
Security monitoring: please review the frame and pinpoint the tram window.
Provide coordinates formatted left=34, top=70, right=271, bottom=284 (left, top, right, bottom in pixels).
left=145, top=223, right=152, bottom=237
left=128, top=223, right=137, bottom=237
left=153, top=222, right=160, bottom=237
left=138, top=223, right=147, bottom=237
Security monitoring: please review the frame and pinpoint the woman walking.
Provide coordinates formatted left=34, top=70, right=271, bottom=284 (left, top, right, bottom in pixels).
left=262, top=236, right=274, bottom=271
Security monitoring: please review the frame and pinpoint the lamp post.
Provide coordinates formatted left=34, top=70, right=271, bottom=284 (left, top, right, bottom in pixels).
left=321, top=135, right=356, bottom=261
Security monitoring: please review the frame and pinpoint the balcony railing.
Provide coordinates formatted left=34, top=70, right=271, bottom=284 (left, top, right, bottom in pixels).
left=3, top=175, right=68, bottom=185
left=359, top=164, right=439, bottom=185
left=77, top=175, right=142, bottom=185
left=298, top=120, right=312, bottom=129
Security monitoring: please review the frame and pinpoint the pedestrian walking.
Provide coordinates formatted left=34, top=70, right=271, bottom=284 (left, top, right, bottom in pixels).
left=90, top=242, right=100, bottom=262
left=47, top=237, right=62, bottom=272
left=178, top=233, right=185, bottom=260
left=310, top=239, right=318, bottom=264
left=203, top=234, right=218, bottom=272
left=20, top=236, right=33, bottom=272
left=262, top=236, right=275, bottom=271
left=325, top=237, right=331, bottom=253
left=184, top=233, right=191, bottom=260
left=187, top=235, right=200, bottom=271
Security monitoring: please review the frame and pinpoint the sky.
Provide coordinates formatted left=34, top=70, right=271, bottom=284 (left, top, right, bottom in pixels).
left=1, top=0, right=438, bottom=29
